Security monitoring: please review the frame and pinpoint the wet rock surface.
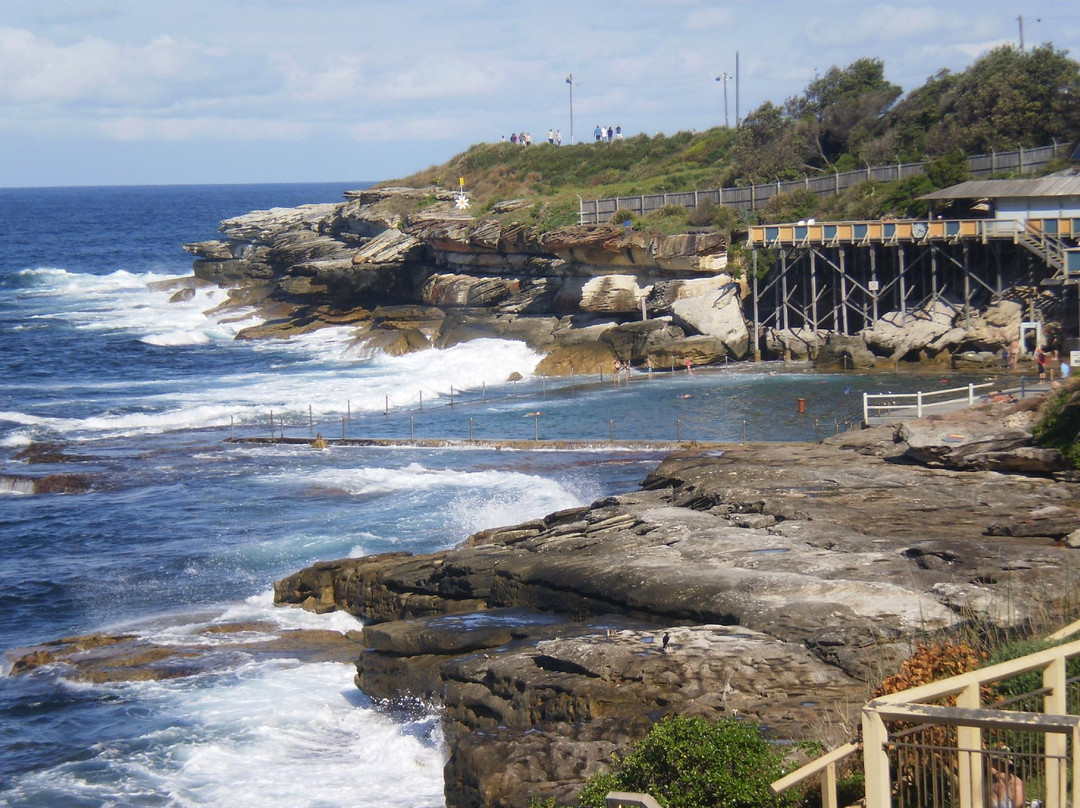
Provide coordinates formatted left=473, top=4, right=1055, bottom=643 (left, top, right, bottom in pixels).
left=271, top=398, right=1079, bottom=808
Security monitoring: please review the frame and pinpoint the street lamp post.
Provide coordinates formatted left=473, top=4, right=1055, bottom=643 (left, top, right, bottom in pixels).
left=716, top=72, right=730, bottom=128
left=565, top=73, right=574, bottom=144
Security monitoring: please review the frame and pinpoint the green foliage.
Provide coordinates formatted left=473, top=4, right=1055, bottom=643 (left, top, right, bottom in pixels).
left=875, top=45, right=1080, bottom=158
left=760, top=188, right=821, bottom=224
left=609, top=207, right=637, bottom=226
left=385, top=48, right=1079, bottom=233
left=924, top=150, right=970, bottom=188
left=1031, top=376, right=1080, bottom=469
left=578, top=715, right=796, bottom=808
left=533, top=196, right=581, bottom=233
left=640, top=204, right=691, bottom=236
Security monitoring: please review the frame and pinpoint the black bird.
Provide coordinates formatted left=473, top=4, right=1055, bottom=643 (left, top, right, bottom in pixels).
left=662, top=632, right=670, bottom=652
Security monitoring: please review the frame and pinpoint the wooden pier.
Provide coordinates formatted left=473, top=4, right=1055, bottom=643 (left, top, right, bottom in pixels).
left=743, top=217, right=1080, bottom=358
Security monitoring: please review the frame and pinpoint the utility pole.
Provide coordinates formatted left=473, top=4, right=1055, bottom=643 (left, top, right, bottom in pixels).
left=735, top=50, right=740, bottom=127
left=716, top=72, right=730, bottom=128
left=1018, top=15, right=1025, bottom=50
left=565, top=74, right=575, bottom=144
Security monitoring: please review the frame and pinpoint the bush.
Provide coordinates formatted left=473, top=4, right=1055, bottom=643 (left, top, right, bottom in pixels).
left=577, top=715, right=796, bottom=808
left=1031, top=376, right=1080, bottom=469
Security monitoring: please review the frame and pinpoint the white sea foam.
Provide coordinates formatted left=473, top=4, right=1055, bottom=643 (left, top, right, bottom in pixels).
left=16, top=267, right=262, bottom=346
left=4, top=660, right=446, bottom=808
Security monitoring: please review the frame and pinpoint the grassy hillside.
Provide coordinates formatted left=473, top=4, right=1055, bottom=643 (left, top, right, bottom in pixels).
left=386, top=44, right=1079, bottom=235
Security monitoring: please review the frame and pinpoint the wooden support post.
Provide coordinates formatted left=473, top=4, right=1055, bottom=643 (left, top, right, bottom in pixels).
left=780, top=249, right=790, bottom=334
left=1044, top=655, right=1067, bottom=808
left=931, top=247, right=939, bottom=306
left=810, top=249, right=819, bottom=334
left=898, top=245, right=907, bottom=318
left=956, top=683, right=983, bottom=808
left=839, top=247, right=849, bottom=335
left=752, top=250, right=761, bottom=361
left=870, top=247, right=880, bottom=322
left=963, top=242, right=972, bottom=322
left=862, top=709, right=891, bottom=808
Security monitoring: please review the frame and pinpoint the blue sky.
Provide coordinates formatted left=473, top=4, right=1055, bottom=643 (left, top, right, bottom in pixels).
left=1, top=0, right=1077, bottom=188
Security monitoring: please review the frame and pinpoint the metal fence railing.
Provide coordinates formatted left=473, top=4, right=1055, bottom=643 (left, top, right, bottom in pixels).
left=579, top=143, right=1068, bottom=224
left=767, top=622, right=1080, bottom=808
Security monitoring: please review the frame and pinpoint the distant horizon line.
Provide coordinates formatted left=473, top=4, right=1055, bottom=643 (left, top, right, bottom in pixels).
left=0, top=179, right=380, bottom=192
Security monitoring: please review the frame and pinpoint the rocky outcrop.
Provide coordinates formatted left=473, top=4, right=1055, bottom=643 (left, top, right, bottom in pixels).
left=180, top=188, right=1052, bottom=372
left=272, top=398, right=1079, bottom=808
left=181, top=192, right=743, bottom=371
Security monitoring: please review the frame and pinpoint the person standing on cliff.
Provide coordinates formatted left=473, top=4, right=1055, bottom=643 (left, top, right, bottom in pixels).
left=594, top=124, right=602, bottom=142
left=1036, top=346, right=1048, bottom=381
left=547, top=129, right=554, bottom=144
left=1008, top=339, right=1020, bottom=370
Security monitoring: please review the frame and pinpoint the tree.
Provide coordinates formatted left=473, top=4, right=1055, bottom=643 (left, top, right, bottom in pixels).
left=577, top=715, right=796, bottom=808
left=784, top=59, right=902, bottom=169
left=879, top=45, right=1080, bottom=157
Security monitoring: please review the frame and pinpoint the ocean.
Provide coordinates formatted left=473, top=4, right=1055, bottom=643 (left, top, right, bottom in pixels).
left=0, top=182, right=923, bottom=808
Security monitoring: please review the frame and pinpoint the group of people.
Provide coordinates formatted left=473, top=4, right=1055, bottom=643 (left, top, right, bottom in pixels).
left=503, top=125, right=624, bottom=145
left=505, top=130, right=566, bottom=146
left=594, top=124, right=622, bottom=142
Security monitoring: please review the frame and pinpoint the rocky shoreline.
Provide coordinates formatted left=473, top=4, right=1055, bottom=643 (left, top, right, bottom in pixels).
left=10, top=394, right=1079, bottom=807
left=268, top=396, right=1077, bottom=808
left=175, top=187, right=1052, bottom=376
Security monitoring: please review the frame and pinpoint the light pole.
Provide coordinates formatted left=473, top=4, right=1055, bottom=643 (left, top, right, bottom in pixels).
left=565, top=73, right=574, bottom=144
left=715, top=72, right=730, bottom=128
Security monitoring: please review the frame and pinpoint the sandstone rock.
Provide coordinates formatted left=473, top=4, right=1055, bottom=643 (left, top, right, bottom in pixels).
left=372, top=305, right=446, bottom=338
left=652, top=232, right=728, bottom=272
left=600, top=319, right=685, bottom=363
left=533, top=341, right=616, bottom=377
left=647, top=335, right=729, bottom=369
left=862, top=300, right=959, bottom=360
left=351, top=228, right=426, bottom=265
left=540, top=225, right=653, bottom=266
left=670, top=284, right=749, bottom=358
left=764, top=327, right=827, bottom=360
left=900, top=420, right=1063, bottom=473
left=220, top=203, right=340, bottom=245
left=646, top=274, right=735, bottom=315
left=815, top=333, right=876, bottom=369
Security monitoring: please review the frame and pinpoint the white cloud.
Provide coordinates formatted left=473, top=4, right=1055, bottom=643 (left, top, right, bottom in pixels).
left=0, top=27, right=222, bottom=106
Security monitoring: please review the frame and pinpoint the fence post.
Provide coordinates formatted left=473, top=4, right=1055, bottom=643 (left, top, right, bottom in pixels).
left=410, top=416, right=415, bottom=440
left=916, top=390, right=923, bottom=418
left=309, top=405, right=313, bottom=436
left=342, top=416, right=346, bottom=440
left=968, top=383, right=975, bottom=406
left=862, top=393, right=869, bottom=424
left=862, top=710, right=892, bottom=808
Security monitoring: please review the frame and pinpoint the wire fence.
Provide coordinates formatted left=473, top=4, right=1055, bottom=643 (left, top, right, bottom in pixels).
left=578, top=142, right=1069, bottom=224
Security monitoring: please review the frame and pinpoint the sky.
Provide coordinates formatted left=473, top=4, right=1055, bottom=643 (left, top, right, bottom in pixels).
left=1, top=0, right=1078, bottom=188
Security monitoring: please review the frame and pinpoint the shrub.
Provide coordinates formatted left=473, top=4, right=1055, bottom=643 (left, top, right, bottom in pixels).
left=533, top=197, right=581, bottom=233
left=1031, top=376, right=1080, bottom=469
left=577, top=715, right=796, bottom=808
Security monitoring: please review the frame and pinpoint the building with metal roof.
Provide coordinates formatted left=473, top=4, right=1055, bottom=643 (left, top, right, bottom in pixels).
left=919, top=171, right=1080, bottom=221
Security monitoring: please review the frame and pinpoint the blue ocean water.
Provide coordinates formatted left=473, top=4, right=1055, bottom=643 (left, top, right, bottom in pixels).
left=0, top=183, right=936, bottom=807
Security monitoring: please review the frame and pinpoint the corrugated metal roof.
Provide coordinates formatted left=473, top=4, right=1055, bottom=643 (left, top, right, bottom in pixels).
left=919, top=173, right=1080, bottom=200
